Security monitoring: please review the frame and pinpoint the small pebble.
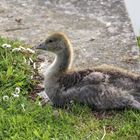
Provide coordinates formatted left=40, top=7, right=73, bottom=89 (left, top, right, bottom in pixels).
left=37, top=54, right=46, bottom=61
left=106, top=22, right=111, bottom=27
left=89, top=37, right=95, bottom=41
left=92, top=57, right=99, bottom=61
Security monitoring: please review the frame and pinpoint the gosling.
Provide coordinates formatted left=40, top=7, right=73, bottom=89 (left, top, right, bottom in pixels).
left=35, top=32, right=140, bottom=111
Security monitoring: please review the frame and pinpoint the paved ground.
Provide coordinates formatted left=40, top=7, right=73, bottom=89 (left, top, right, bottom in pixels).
left=0, top=0, right=140, bottom=73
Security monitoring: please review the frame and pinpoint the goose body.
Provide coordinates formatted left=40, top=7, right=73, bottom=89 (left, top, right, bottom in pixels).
left=36, top=32, right=140, bottom=110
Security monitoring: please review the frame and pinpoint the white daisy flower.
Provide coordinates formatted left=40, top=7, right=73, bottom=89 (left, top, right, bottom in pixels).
left=2, top=95, right=9, bottom=101
left=15, top=87, right=20, bottom=94
left=11, top=93, right=19, bottom=98
left=1, top=44, right=11, bottom=48
left=12, top=48, right=21, bottom=52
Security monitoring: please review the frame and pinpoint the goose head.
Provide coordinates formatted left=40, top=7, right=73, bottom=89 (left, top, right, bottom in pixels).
left=35, top=32, right=72, bottom=55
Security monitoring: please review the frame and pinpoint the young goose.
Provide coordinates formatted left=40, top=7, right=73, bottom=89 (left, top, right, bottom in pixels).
left=35, top=32, right=140, bottom=110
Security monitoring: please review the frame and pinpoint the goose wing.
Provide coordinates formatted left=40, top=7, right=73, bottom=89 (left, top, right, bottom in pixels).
left=57, top=81, right=134, bottom=110
left=59, top=65, right=140, bottom=91
left=94, top=64, right=140, bottom=90
left=55, top=67, right=140, bottom=109
left=58, top=69, right=93, bottom=90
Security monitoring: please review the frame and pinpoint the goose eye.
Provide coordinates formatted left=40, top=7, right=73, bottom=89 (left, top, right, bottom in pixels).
left=48, top=39, right=53, bottom=43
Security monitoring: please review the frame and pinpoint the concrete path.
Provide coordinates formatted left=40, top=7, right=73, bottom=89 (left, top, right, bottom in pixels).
left=0, top=0, right=140, bottom=73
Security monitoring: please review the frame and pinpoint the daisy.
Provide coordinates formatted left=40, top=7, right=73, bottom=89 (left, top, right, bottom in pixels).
left=12, top=48, right=21, bottom=52
left=11, top=93, right=19, bottom=98
left=2, top=95, right=9, bottom=101
left=1, top=44, right=11, bottom=48
left=15, top=87, right=20, bottom=94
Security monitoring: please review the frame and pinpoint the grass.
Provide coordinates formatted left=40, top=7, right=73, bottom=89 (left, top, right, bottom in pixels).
left=137, top=36, right=140, bottom=47
left=0, top=37, right=140, bottom=140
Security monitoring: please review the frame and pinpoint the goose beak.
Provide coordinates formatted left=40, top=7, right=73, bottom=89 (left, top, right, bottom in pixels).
left=33, top=42, right=46, bottom=50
